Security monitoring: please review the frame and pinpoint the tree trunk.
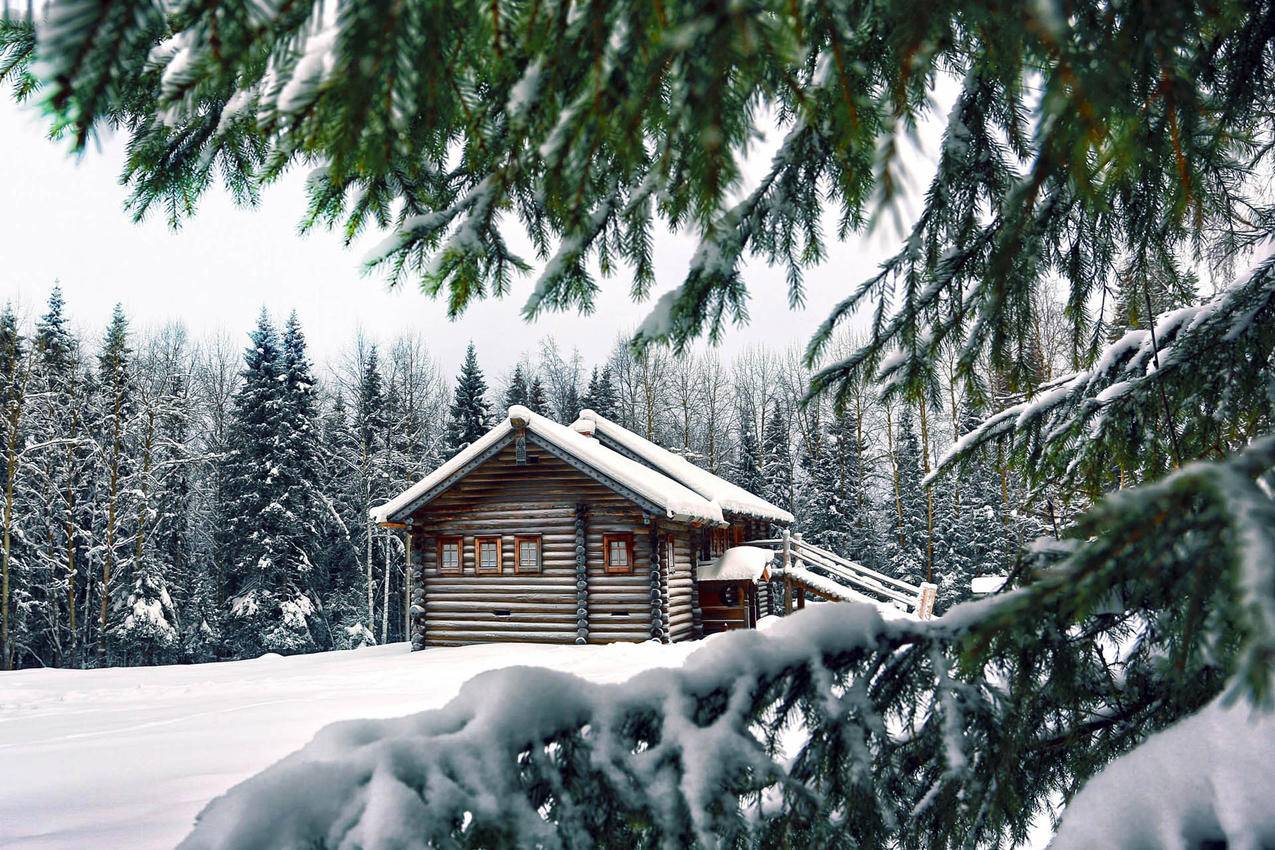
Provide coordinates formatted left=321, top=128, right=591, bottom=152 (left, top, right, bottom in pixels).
left=363, top=447, right=375, bottom=636
left=403, top=528, right=412, bottom=640
left=1, top=411, right=21, bottom=670
left=885, top=406, right=903, bottom=543
left=1, top=360, right=27, bottom=671
left=133, top=408, right=156, bottom=566
left=64, top=431, right=78, bottom=665
left=918, top=401, right=934, bottom=584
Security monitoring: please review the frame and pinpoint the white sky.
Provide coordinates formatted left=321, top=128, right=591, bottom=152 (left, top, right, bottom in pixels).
left=0, top=95, right=921, bottom=375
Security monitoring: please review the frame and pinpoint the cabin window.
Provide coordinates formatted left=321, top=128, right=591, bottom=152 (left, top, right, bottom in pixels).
left=475, top=537, right=501, bottom=574
left=515, top=535, right=541, bottom=573
left=604, top=533, right=635, bottom=574
left=438, top=537, right=463, bottom=575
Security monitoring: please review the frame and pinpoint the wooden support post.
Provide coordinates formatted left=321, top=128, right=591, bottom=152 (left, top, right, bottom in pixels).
left=404, top=522, right=413, bottom=641
left=783, top=577, right=793, bottom=615
left=916, top=582, right=938, bottom=620
left=796, top=585, right=806, bottom=610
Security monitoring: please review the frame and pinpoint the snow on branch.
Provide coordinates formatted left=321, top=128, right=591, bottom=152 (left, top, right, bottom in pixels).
left=178, top=604, right=973, bottom=849
left=927, top=253, right=1275, bottom=487
left=180, top=455, right=1275, bottom=850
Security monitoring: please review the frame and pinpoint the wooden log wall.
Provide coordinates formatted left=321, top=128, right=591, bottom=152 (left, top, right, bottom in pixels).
left=668, top=533, right=696, bottom=642
left=689, top=538, right=702, bottom=639
left=574, top=503, right=589, bottom=644
left=410, top=439, right=701, bottom=647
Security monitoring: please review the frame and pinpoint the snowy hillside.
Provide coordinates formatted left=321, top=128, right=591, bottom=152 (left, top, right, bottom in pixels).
left=0, top=640, right=701, bottom=849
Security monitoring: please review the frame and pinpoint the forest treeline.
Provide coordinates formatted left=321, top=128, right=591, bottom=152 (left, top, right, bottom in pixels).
left=0, top=287, right=1063, bottom=670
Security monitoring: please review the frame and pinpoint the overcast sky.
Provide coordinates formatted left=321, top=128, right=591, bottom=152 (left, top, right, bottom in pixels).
left=0, top=96, right=923, bottom=377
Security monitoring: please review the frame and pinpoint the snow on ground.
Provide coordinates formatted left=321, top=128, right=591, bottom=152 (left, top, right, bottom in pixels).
left=0, top=640, right=701, bottom=849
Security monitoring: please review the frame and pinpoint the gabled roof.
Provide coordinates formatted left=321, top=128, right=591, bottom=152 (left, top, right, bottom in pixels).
left=573, top=409, right=796, bottom=525
left=371, top=406, right=725, bottom=526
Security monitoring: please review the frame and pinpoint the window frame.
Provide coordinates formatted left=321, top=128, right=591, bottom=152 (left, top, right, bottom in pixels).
left=514, top=534, right=542, bottom=574
left=474, top=536, right=502, bottom=575
left=437, top=535, right=464, bottom=575
left=603, top=533, right=636, bottom=574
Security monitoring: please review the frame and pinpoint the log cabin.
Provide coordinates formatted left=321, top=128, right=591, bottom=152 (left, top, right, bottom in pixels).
left=371, top=405, right=794, bottom=648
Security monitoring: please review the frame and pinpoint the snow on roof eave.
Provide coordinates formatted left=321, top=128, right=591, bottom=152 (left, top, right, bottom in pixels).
left=698, top=546, right=775, bottom=582
left=783, top=565, right=916, bottom=620
left=372, top=406, right=725, bottom=526
left=575, top=409, right=796, bottom=525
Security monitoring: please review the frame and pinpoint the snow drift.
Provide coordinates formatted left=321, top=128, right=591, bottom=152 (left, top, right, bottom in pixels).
left=178, top=604, right=911, bottom=849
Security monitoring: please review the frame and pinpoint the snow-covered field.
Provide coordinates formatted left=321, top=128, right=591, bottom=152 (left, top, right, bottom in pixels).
left=0, top=640, right=702, bottom=849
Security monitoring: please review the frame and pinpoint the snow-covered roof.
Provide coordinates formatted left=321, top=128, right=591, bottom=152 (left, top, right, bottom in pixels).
left=372, top=406, right=725, bottom=526
left=782, top=566, right=915, bottom=620
left=698, top=546, right=775, bottom=582
left=573, top=409, right=796, bottom=524
left=970, top=575, right=1007, bottom=595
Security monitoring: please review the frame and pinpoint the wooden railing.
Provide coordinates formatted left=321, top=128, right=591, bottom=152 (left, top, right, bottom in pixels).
left=746, top=531, right=938, bottom=620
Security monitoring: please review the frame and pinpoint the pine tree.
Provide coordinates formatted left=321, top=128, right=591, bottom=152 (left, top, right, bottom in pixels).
left=799, top=407, right=878, bottom=567
left=444, top=342, right=491, bottom=454
left=928, top=399, right=1008, bottom=611
left=527, top=376, right=548, bottom=418
left=89, top=304, right=137, bottom=664
left=219, top=309, right=281, bottom=654
left=732, top=407, right=765, bottom=500
left=353, top=345, right=389, bottom=641
left=596, top=367, right=619, bottom=419
left=24, top=287, right=87, bottom=666
left=316, top=392, right=372, bottom=649
left=109, top=344, right=189, bottom=667
left=557, top=380, right=580, bottom=425
left=1109, top=260, right=1199, bottom=341
left=887, top=407, right=928, bottom=586
left=220, top=310, right=318, bottom=657
left=268, top=313, right=325, bottom=650
left=582, top=365, right=620, bottom=420
left=580, top=367, right=600, bottom=415
left=504, top=364, right=529, bottom=409
left=0, top=306, right=30, bottom=670
left=759, top=401, right=793, bottom=521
